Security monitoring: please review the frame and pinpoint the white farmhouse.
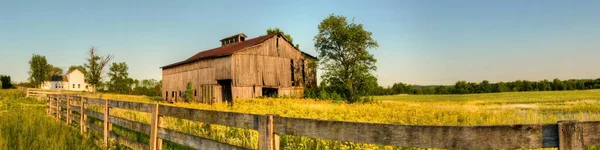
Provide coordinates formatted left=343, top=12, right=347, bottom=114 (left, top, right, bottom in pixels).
left=40, top=75, right=65, bottom=90
left=40, top=69, right=93, bottom=92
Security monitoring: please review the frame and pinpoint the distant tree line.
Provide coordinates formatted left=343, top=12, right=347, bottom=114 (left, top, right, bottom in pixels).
left=373, top=78, right=600, bottom=95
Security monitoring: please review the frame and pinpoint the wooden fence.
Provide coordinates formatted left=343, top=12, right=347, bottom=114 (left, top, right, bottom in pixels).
left=26, top=88, right=61, bottom=98
left=44, top=93, right=600, bottom=150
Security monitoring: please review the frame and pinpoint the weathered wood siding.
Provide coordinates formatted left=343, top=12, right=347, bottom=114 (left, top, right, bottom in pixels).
left=162, top=57, right=230, bottom=101
left=278, top=87, right=304, bottom=98
left=232, top=35, right=317, bottom=98
left=232, top=86, right=256, bottom=99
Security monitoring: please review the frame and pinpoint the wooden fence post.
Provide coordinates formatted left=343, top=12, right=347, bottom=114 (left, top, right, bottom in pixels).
left=259, top=115, right=277, bottom=150
left=47, top=95, right=51, bottom=115
left=103, top=98, right=111, bottom=147
left=158, top=116, right=164, bottom=150
left=66, top=95, right=71, bottom=125
left=150, top=104, right=160, bottom=150
left=558, top=120, right=584, bottom=150
left=80, top=97, right=86, bottom=134
left=56, top=95, right=61, bottom=120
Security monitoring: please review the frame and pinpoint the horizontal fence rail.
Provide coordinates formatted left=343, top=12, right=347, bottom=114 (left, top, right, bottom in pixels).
left=42, top=93, right=600, bottom=150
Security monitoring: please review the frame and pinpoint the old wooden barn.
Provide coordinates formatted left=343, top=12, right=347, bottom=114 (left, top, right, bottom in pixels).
left=161, top=33, right=317, bottom=103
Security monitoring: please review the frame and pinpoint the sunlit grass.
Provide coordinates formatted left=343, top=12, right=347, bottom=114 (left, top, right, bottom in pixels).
left=0, top=89, right=99, bottom=150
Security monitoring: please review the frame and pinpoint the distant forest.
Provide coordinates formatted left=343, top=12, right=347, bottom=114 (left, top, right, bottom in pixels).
left=374, top=78, right=600, bottom=95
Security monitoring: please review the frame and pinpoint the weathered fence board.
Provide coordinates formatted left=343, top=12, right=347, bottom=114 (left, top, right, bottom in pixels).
left=157, top=127, right=248, bottom=150
left=86, top=110, right=104, bottom=121
left=582, top=121, right=600, bottom=146
left=274, top=116, right=544, bottom=149
left=71, top=106, right=81, bottom=113
left=86, top=98, right=105, bottom=105
left=114, top=133, right=150, bottom=150
left=109, top=116, right=151, bottom=135
left=159, top=105, right=257, bottom=129
left=109, top=100, right=154, bottom=113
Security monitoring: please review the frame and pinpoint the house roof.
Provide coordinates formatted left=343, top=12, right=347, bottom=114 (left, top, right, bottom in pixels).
left=50, top=75, right=63, bottom=81
left=161, top=33, right=317, bottom=69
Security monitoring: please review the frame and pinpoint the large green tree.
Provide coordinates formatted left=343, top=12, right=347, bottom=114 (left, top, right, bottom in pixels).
left=314, top=14, right=379, bottom=102
left=85, top=46, right=113, bottom=92
left=107, top=62, right=133, bottom=94
left=28, top=54, right=50, bottom=87
left=267, top=27, right=300, bottom=49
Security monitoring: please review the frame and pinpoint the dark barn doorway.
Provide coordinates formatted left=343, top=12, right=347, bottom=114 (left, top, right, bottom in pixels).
left=262, top=87, right=278, bottom=97
left=218, top=80, right=233, bottom=103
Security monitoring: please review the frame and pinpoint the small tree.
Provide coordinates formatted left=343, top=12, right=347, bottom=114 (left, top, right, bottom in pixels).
left=107, top=62, right=133, bottom=94
left=1, top=75, right=13, bottom=89
left=85, top=46, right=113, bottom=92
left=28, top=54, right=51, bottom=87
left=185, top=82, right=194, bottom=102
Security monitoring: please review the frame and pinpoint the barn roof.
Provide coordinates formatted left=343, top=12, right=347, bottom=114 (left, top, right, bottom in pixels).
left=161, top=33, right=316, bottom=69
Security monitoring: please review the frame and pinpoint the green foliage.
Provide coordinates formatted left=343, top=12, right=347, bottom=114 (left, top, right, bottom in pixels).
left=314, top=14, right=378, bottom=103
left=374, top=78, right=600, bottom=95
left=107, top=62, right=133, bottom=94
left=68, top=65, right=87, bottom=75
left=266, top=27, right=299, bottom=49
left=0, top=90, right=99, bottom=149
left=85, top=46, right=114, bottom=92
left=46, top=65, right=63, bottom=80
left=0, top=75, right=12, bottom=89
left=27, top=54, right=49, bottom=87
left=185, top=82, right=194, bottom=102
left=132, top=79, right=162, bottom=97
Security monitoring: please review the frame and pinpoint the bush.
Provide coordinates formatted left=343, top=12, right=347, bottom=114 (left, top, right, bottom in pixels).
left=0, top=75, right=12, bottom=89
left=184, top=82, right=194, bottom=102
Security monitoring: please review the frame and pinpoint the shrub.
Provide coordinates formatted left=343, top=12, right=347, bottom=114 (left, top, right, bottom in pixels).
left=184, top=82, right=194, bottom=102
left=0, top=75, right=12, bottom=89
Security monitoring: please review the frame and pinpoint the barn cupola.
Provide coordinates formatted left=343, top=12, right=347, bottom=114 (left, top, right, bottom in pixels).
left=220, top=33, right=247, bottom=47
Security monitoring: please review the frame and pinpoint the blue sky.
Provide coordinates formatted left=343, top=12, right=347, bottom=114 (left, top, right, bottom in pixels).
left=1, top=0, right=599, bottom=86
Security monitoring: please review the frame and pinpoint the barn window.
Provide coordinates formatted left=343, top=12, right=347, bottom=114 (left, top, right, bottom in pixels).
left=194, top=90, right=197, bottom=96
left=172, top=91, right=174, bottom=97
left=290, top=59, right=295, bottom=86
left=73, top=84, right=75, bottom=88
left=78, top=84, right=80, bottom=88
left=302, top=60, right=306, bottom=84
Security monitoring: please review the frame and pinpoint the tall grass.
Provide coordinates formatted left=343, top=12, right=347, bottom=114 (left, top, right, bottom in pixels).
left=0, top=89, right=99, bottom=150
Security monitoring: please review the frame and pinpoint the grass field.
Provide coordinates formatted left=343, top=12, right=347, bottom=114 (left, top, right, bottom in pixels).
left=0, top=89, right=99, bottom=150
left=6, top=89, right=600, bottom=149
